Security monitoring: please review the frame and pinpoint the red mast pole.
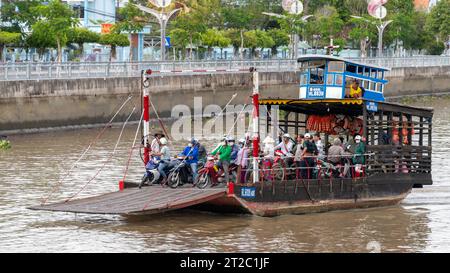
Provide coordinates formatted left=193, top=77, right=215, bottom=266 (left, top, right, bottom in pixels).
left=251, top=67, right=260, bottom=183
left=142, top=70, right=151, bottom=165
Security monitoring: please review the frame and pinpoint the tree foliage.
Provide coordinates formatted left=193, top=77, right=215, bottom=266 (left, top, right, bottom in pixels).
left=31, top=0, right=77, bottom=62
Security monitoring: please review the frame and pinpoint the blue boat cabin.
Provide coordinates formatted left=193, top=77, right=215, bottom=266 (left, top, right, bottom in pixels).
left=297, top=55, right=389, bottom=102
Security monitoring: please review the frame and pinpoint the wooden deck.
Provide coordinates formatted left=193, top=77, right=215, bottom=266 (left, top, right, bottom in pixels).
left=29, top=187, right=227, bottom=215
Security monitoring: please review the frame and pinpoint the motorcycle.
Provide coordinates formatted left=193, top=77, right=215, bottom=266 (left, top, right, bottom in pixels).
left=195, top=156, right=238, bottom=189
left=166, top=157, right=195, bottom=188
left=140, top=159, right=161, bottom=188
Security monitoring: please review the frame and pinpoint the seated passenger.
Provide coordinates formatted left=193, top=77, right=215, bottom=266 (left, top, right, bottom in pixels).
left=211, top=137, right=232, bottom=183
left=178, top=138, right=199, bottom=183
left=346, top=79, right=365, bottom=98
left=155, top=137, right=171, bottom=183
left=274, top=133, right=294, bottom=158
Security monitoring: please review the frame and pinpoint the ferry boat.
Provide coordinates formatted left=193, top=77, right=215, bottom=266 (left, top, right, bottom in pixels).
left=31, top=55, right=433, bottom=217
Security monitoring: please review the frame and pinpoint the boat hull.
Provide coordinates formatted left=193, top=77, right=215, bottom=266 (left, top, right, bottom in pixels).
left=191, top=173, right=430, bottom=216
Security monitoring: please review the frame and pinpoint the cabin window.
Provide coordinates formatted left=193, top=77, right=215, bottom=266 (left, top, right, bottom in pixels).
left=335, top=75, right=343, bottom=85
left=346, top=64, right=357, bottom=73
left=328, top=61, right=344, bottom=72
left=300, top=74, right=308, bottom=85
left=378, top=84, right=383, bottom=93
left=327, top=74, right=334, bottom=85
left=308, top=60, right=326, bottom=84
left=370, top=81, right=376, bottom=90
left=357, top=66, right=364, bottom=74
left=363, top=80, right=369, bottom=89
left=364, top=67, right=371, bottom=78
left=372, top=70, right=378, bottom=79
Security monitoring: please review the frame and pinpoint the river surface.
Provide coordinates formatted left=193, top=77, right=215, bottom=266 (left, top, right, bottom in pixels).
left=0, top=97, right=449, bottom=253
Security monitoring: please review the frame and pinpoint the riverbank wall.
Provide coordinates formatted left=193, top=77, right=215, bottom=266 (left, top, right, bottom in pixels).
left=1, top=65, right=450, bottom=134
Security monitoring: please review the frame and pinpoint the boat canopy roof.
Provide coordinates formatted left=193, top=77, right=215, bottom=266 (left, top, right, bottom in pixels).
left=259, top=98, right=433, bottom=118
left=297, top=55, right=390, bottom=71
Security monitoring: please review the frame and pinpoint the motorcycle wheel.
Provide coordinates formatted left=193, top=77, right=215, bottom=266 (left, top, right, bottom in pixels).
left=139, top=174, right=149, bottom=189
left=167, top=171, right=181, bottom=189
left=272, top=162, right=286, bottom=181
left=196, top=173, right=210, bottom=189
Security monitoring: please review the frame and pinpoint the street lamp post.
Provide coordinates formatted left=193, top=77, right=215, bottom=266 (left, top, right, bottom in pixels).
left=135, top=3, right=181, bottom=61
left=376, top=20, right=392, bottom=58
left=351, top=15, right=392, bottom=58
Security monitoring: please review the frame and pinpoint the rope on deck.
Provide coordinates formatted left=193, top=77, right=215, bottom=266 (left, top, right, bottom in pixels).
left=65, top=106, right=136, bottom=203
left=121, top=111, right=144, bottom=183
left=41, top=96, right=133, bottom=205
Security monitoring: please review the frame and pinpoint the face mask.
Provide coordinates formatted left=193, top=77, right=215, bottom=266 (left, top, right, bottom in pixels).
left=355, top=140, right=361, bottom=143
left=188, top=143, right=193, bottom=147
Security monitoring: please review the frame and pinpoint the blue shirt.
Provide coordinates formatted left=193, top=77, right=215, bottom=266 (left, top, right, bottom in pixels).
left=179, top=146, right=199, bottom=164
left=230, top=144, right=239, bottom=161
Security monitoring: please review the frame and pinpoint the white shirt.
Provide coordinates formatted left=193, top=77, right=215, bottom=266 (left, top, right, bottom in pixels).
left=151, top=138, right=160, bottom=153
left=274, top=141, right=294, bottom=157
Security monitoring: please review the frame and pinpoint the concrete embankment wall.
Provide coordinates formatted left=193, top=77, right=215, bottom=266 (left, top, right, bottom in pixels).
left=1, top=65, right=450, bottom=133
left=384, top=66, right=450, bottom=98
left=0, top=72, right=298, bottom=133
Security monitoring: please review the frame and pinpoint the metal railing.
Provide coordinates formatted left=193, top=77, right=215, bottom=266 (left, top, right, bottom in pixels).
left=350, top=56, right=450, bottom=68
left=0, top=60, right=297, bottom=81
left=1, top=56, right=449, bottom=81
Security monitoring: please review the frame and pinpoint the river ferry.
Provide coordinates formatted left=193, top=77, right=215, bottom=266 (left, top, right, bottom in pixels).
left=32, top=55, right=433, bottom=217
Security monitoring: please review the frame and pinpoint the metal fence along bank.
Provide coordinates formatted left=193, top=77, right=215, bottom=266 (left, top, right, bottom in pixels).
left=1, top=57, right=450, bottom=81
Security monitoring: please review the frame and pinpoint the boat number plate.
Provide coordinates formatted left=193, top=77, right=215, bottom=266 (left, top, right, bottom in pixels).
left=240, top=187, right=256, bottom=198
left=308, top=87, right=325, bottom=99
left=366, top=101, right=378, bottom=112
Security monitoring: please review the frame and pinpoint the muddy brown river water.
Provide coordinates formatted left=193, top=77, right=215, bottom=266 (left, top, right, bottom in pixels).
left=0, top=97, right=449, bottom=252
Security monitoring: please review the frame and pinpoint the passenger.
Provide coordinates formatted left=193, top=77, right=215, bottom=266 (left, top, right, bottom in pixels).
left=313, top=133, right=325, bottom=160
left=235, top=139, right=249, bottom=183
left=151, top=130, right=165, bottom=156
left=300, top=133, right=318, bottom=179
left=211, top=137, right=232, bottom=184
left=228, top=136, right=240, bottom=163
left=352, top=135, right=366, bottom=177
left=196, top=139, right=207, bottom=165
left=328, top=138, right=345, bottom=165
left=262, top=136, right=275, bottom=159
left=348, top=79, right=365, bottom=98
left=274, top=133, right=294, bottom=158
left=292, top=134, right=304, bottom=157
left=155, top=137, right=171, bottom=184
left=179, top=138, right=199, bottom=183
left=294, top=134, right=305, bottom=178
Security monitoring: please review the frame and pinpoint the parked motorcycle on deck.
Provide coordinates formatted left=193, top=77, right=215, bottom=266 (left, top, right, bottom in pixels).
left=166, top=157, right=195, bottom=188
left=195, top=156, right=238, bottom=189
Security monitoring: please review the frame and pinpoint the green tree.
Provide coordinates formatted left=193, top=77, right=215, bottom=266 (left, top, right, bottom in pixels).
left=0, top=31, right=21, bottom=61
left=267, top=28, right=289, bottom=56
left=25, top=27, right=57, bottom=60
left=67, top=28, right=100, bottom=58
left=312, top=5, right=345, bottom=48
left=0, top=0, right=43, bottom=34
left=201, top=29, right=231, bottom=59
left=244, top=30, right=274, bottom=58
left=425, top=0, right=450, bottom=51
left=99, top=33, right=130, bottom=61
left=348, top=16, right=378, bottom=57
left=31, top=0, right=77, bottom=62
left=115, top=0, right=146, bottom=61
left=169, top=28, right=190, bottom=59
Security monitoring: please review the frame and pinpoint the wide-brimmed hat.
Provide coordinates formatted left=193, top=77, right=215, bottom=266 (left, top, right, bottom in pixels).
left=153, top=130, right=165, bottom=137
left=263, top=136, right=275, bottom=144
